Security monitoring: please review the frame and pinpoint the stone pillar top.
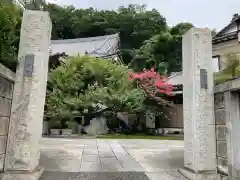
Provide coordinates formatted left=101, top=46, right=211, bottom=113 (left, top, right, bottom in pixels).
left=18, top=10, right=52, bottom=55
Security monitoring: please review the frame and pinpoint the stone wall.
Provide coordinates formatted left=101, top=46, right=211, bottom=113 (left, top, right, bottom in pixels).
left=0, top=64, right=15, bottom=172
left=214, top=77, right=240, bottom=179
left=214, top=93, right=228, bottom=177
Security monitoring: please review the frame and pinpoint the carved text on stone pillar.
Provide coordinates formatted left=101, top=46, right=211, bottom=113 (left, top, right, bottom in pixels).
left=200, top=68, right=208, bottom=89
left=23, top=54, right=34, bottom=77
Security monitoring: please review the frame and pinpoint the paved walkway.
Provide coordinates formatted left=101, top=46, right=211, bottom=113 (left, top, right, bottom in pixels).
left=40, top=138, right=186, bottom=180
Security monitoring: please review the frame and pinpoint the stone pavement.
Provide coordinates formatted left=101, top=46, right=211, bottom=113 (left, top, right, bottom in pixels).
left=39, top=138, right=187, bottom=180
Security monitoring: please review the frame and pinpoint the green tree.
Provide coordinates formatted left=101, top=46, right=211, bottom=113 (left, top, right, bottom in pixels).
left=44, top=4, right=167, bottom=50
left=1, top=2, right=194, bottom=74
left=0, top=1, right=21, bottom=71
left=130, top=23, right=193, bottom=74
left=130, top=32, right=180, bottom=74
left=214, top=53, right=240, bottom=84
left=18, top=0, right=46, bottom=10
left=225, top=53, right=240, bottom=78
left=170, top=22, right=193, bottom=35
left=46, top=55, right=145, bottom=119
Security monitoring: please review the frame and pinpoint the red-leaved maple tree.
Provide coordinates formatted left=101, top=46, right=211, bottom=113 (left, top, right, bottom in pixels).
left=128, top=68, right=174, bottom=106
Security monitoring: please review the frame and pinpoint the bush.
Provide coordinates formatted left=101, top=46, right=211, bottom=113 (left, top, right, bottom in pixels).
left=45, top=55, right=145, bottom=120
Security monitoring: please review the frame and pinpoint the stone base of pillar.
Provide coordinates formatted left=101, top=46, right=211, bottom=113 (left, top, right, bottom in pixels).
left=178, top=168, right=219, bottom=180
left=0, top=166, right=44, bottom=180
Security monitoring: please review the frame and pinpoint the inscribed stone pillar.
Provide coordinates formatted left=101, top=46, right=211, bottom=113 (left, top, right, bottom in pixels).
left=179, top=28, right=217, bottom=180
left=2, top=10, right=51, bottom=180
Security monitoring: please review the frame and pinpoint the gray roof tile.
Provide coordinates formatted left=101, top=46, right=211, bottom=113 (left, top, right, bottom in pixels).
left=51, top=33, right=120, bottom=57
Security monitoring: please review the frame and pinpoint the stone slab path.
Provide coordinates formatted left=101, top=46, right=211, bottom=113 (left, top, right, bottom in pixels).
left=39, top=138, right=187, bottom=180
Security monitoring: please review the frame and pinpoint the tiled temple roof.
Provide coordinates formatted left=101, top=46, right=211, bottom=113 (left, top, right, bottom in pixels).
left=51, top=33, right=120, bottom=57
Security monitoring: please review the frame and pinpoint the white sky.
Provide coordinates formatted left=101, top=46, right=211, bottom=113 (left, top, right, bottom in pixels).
left=46, top=0, right=240, bottom=31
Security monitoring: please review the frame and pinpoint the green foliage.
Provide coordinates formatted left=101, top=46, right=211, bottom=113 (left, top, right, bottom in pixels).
left=18, top=0, right=46, bottom=10
left=170, top=22, right=193, bottom=35
left=131, top=22, right=193, bottom=74
left=46, top=56, right=145, bottom=119
left=45, top=3, right=188, bottom=73
left=44, top=3, right=167, bottom=50
left=0, top=1, right=21, bottom=71
left=1, top=2, right=194, bottom=74
left=224, top=53, right=240, bottom=78
left=214, top=53, right=240, bottom=84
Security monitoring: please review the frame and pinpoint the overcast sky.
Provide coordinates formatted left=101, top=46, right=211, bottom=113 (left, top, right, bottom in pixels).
left=47, top=0, right=240, bottom=31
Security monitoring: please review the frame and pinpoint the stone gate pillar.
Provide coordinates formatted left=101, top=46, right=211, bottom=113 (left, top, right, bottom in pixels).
left=179, top=28, right=217, bottom=179
left=2, top=10, right=52, bottom=180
